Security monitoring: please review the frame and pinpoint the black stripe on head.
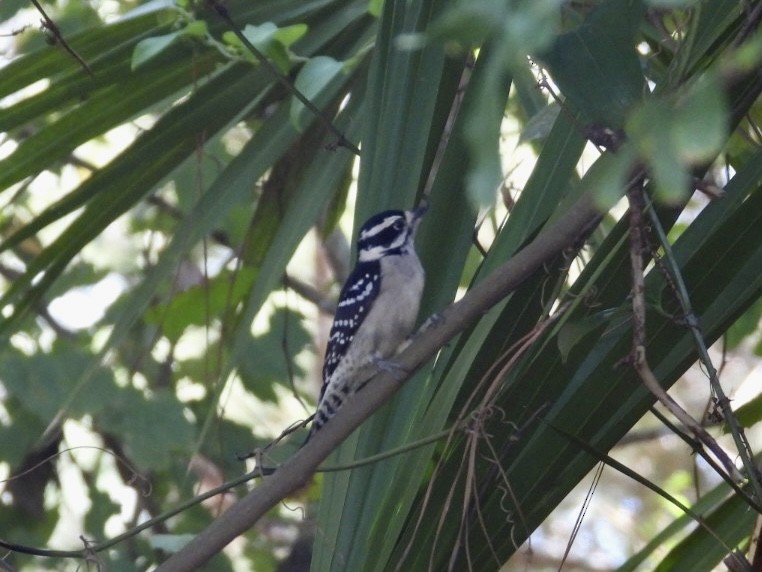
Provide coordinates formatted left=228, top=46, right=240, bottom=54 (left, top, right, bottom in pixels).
left=359, top=210, right=406, bottom=241
left=357, top=210, right=410, bottom=261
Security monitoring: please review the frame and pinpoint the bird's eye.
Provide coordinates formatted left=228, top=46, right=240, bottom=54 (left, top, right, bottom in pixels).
left=393, top=219, right=405, bottom=231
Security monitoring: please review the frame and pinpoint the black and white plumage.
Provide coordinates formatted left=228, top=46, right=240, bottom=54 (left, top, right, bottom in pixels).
left=309, top=207, right=426, bottom=438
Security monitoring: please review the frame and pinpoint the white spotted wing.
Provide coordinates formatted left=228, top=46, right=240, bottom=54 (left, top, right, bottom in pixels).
left=319, top=260, right=381, bottom=401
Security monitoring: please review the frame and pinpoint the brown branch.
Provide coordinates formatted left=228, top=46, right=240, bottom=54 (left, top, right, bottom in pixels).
left=644, top=192, right=762, bottom=506
left=398, top=312, right=564, bottom=567
left=421, top=51, right=474, bottom=202
left=625, top=185, right=743, bottom=483
left=30, top=0, right=93, bottom=76
left=155, top=191, right=604, bottom=572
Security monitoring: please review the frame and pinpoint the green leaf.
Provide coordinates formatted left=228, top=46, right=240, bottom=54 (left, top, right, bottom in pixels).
left=96, top=388, right=196, bottom=470
left=539, top=0, right=645, bottom=128
left=356, top=0, right=460, bottom=217
left=0, top=52, right=218, bottom=194
left=584, top=145, right=638, bottom=210
left=628, top=99, right=690, bottom=203
left=224, top=22, right=308, bottom=71
left=557, top=308, right=621, bottom=362
left=616, top=477, right=735, bottom=571
left=0, top=347, right=117, bottom=421
left=627, top=74, right=729, bottom=205
left=0, top=64, right=268, bottom=334
left=183, top=20, right=209, bottom=38
left=0, top=0, right=27, bottom=20
left=94, top=98, right=306, bottom=424
left=84, top=489, right=121, bottom=538
left=646, top=0, right=700, bottom=6
left=672, top=74, right=728, bottom=164
left=519, top=102, right=561, bottom=143
left=502, top=0, right=562, bottom=58
left=725, top=297, right=762, bottom=350
left=0, top=10, right=170, bottom=100
left=429, top=1, right=507, bottom=46
left=238, top=308, right=311, bottom=401
left=144, top=269, right=256, bottom=343
left=290, top=56, right=346, bottom=131
left=463, top=52, right=511, bottom=207
left=730, top=393, right=762, bottom=430
left=0, top=405, right=48, bottom=467
left=131, top=31, right=183, bottom=69
left=431, top=0, right=560, bottom=57
left=368, top=0, right=384, bottom=17
left=272, top=22, right=309, bottom=46
left=654, top=492, right=754, bottom=571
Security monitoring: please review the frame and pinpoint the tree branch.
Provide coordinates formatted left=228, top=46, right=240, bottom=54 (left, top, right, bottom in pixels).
left=30, top=0, right=93, bottom=76
left=643, top=193, right=762, bottom=504
left=156, top=191, right=603, bottom=571
left=626, top=186, right=745, bottom=484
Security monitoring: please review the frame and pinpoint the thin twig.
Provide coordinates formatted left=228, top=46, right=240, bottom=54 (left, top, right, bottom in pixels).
left=643, top=193, right=762, bottom=505
left=560, top=462, right=603, bottom=571
left=207, top=0, right=360, bottom=156
left=156, top=191, right=603, bottom=571
left=0, top=425, right=458, bottom=559
left=421, top=52, right=474, bottom=202
left=648, top=406, right=762, bottom=514
left=626, top=185, right=743, bottom=483
left=29, top=0, right=93, bottom=76
left=734, top=0, right=762, bottom=47
left=549, top=422, right=752, bottom=571
left=399, top=306, right=563, bottom=570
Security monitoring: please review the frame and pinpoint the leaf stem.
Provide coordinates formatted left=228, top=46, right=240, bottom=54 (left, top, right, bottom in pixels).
left=643, top=192, right=762, bottom=508
left=207, top=0, right=361, bottom=156
left=626, top=185, right=747, bottom=489
left=0, top=426, right=459, bottom=560
left=549, top=422, right=752, bottom=571
left=30, top=0, right=93, bottom=76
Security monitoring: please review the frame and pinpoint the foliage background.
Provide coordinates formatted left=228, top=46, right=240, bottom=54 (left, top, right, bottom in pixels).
left=0, top=0, right=761, bottom=570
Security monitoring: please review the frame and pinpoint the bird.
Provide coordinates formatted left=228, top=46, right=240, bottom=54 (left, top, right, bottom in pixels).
left=307, top=206, right=427, bottom=440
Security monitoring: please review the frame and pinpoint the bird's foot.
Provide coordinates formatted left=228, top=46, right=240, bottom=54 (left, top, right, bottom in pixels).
left=372, top=354, right=408, bottom=381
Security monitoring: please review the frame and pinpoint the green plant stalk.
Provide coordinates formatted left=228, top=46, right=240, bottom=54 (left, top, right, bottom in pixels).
left=549, top=422, right=750, bottom=570
left=645, top=194, right=762, bottom=509
left=649, top=405, right=762, bottom=513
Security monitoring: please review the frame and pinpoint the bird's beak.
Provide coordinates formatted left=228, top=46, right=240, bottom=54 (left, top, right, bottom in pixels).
left=411, top=204, right=428, bottom=221
left=407, top=205, right=427, bottom=237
